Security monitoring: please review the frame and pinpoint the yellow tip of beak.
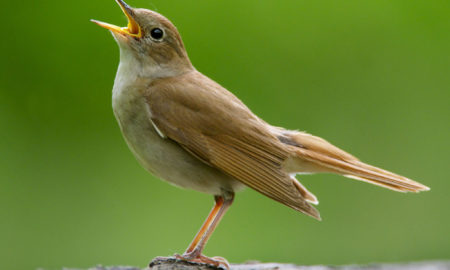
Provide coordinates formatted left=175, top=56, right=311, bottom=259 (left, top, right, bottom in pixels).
left=90, top=19, right=126, bottom=34
left=91, top=0, right=141, bottom=38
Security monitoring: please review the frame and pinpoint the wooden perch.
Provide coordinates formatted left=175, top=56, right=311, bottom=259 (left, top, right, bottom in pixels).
left=63, top=258, right=450, bottom=270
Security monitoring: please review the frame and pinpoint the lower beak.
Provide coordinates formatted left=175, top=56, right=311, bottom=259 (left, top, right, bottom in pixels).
left=91, top=0, right=141, bottom=38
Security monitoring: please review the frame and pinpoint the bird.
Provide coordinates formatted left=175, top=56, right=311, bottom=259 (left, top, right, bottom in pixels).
left=91, top=0, right=430, bottom=268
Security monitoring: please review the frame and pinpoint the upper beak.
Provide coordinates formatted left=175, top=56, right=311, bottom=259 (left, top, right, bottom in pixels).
left=91, top=0, right=141, bottom=38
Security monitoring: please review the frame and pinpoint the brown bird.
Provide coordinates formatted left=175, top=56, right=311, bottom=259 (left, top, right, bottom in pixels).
left=92, top=0, right=429, bottom=268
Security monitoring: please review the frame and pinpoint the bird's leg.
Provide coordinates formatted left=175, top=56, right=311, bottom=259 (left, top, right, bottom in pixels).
left=176, top=193, right=234, bottom=268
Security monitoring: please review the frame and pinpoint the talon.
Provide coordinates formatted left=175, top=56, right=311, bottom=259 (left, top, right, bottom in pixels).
left=174, top=253, right=186, bottom=260
left=174, top=253, right=230, bottom=269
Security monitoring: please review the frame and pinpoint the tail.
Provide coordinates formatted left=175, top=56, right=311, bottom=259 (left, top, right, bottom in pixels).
left=282, top=131, right=430, bottom=193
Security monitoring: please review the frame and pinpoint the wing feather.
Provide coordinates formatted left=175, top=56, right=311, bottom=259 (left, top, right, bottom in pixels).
left=145, top=72, right=319, bottom=219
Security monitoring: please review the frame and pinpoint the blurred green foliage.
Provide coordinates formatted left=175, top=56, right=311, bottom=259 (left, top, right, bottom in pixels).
left=1, top=0, right=449, bottom=269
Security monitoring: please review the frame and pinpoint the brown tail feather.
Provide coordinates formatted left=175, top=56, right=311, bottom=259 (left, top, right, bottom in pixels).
left=280, top=130, right=430, bottom=193
left=296, top=147, right=429, bottom=192
left=291, top=175, right=319, bottom=204
left=343, top=174, right=412, bottom=192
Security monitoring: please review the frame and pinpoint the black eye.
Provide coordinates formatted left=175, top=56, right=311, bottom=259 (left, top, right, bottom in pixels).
left=150, top=28, right=164, bottom=40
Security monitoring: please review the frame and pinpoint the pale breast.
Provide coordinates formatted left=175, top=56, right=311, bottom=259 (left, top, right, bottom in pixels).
left=111, top=65, right=243, bottom=195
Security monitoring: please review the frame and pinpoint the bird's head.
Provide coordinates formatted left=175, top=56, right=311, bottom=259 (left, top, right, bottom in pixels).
left=92, top=0, right=193, bottom=78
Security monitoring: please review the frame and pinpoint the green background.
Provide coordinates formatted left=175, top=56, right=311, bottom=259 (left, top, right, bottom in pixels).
left=1, top=0, right=449, bottom=269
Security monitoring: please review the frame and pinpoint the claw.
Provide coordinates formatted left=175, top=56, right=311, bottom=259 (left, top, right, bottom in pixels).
left=175, top=253, right=230, bottom=270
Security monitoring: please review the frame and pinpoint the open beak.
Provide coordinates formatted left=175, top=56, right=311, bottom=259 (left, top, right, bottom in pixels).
left=91, top=0, right=141, bottom=38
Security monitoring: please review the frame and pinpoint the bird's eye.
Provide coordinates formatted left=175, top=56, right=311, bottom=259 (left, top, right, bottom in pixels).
left=150, top=28, right=164, bottom=40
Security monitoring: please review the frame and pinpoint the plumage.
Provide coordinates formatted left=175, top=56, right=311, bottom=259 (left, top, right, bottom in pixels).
left=144, top=70, right=428, bottom=220
left=145, top=71, right=320, bottom=219
left=92, top=1, right=429, bottom=266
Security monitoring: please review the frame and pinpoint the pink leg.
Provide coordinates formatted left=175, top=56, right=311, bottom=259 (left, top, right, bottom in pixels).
left=177, top=194, right=234, bottom=268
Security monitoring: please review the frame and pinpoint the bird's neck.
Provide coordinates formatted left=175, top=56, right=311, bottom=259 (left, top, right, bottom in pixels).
left=113, top=47, right=193, bottom=98
left=117, top=45, right=193, bottom=81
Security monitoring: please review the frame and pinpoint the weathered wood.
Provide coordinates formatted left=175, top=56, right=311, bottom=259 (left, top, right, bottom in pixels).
left=63, top=258, right=450, bottom=270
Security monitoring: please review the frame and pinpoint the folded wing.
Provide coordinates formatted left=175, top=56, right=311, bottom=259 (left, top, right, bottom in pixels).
left=145, top=73, right=320, bottom=219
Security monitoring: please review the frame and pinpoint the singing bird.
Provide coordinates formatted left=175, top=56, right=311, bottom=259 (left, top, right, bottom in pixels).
left=92, top=0, right=429, bottom=268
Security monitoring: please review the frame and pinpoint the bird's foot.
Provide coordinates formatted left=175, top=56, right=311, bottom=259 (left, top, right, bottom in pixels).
left=171, top=252, right=230, bottom=270
left=150, top=254, right=230, bottom=270
left=150, top=254, right=229, bottom=270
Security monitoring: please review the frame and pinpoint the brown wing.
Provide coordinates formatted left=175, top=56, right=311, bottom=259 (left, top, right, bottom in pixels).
left=144, top=72, right=320, bottom=219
